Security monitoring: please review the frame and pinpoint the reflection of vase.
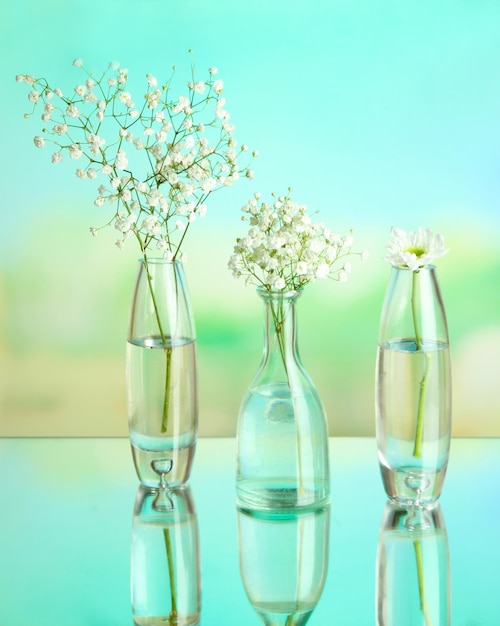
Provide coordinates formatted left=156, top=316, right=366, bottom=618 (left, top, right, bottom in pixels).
left=238, top=506, right=330, bottom=625
left=127, top=258, right=198, bottom=489
left=236, top=288, right=330, bottom=512
left=375, top=266, right=451, bottom=506
left=376, top=502, right=451, bottom=626
left=131, top=485, right=201, bottom=626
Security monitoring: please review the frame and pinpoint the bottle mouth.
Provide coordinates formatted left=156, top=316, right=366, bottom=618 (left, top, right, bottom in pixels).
left=391, top=263, right=436, bottom=272
left=139, top=257, right=181, bottom=265
left=256, top=285, right=303, bottom=301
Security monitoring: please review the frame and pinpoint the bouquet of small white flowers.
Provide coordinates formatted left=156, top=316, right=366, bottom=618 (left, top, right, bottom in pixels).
left=16, top=54, right=256, bottom=260
left=229, top=190, right=367, bottom=372
left=228, top=190, right=367, bottom=291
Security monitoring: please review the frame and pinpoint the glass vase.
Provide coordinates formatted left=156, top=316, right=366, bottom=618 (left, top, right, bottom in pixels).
left=236, top=287, right=330, bottom=513
left=131, top=485, right=201, bottom=626
left=375, top=265, right=451, bottom=506
left=127, top=258, right=198, bottom=489
left=376, top=502, right=451, bottom=626
left=238, top=505, right=330, bottom=625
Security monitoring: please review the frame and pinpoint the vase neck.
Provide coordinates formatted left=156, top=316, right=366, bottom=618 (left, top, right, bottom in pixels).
left=379, top=264, right=449, bottom=346
left=128, top=257, right=195, bottom=344
left=258, top=288, right=302, bottom=378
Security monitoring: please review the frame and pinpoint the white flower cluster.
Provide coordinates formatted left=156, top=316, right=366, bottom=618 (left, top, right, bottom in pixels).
left=385, top=226, right=449, bottom=271
left=17, top=56, right=256, bottom=258
left=228, top=191, right=367, bottom=291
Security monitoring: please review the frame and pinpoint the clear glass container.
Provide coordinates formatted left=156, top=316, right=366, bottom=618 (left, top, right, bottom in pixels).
left=375, top=266, right=451, bottom=506
left=127, top=258, right=198, bottom=489
left=131, top=485, right=201, bottom=626
left=236, top=287, right=330, bottom=513
left=238, top=505, right=330, bottom=625
left=376, top=501, right=451, bottom=625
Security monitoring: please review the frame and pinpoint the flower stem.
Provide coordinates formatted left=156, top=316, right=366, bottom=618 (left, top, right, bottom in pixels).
left=163, top=528, right=178, bottom=623
left=413, top=539, right=434, bottom=626
left=411, top=271, right=431, bottom=458
left=162, top=347, right=173, bottom=433
left=269, top=297, right=305, bottom=497
left=143, top=253, right=172, bottom=434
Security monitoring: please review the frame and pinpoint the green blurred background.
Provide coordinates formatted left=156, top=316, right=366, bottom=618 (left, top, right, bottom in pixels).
left=1, top=0, right=499, bottom=437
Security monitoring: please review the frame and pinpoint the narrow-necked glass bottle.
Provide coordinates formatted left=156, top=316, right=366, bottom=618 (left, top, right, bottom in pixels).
left=236, top=287, right=330, bottom=513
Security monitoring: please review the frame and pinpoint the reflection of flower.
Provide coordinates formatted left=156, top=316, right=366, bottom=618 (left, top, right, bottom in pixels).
left=384, top=226, right=449, bottom=458
left=385, top=226, right=449, bottom=271
left=229, top=190, right=367, bottom=290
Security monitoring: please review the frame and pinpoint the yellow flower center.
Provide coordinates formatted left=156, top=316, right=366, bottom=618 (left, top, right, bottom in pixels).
left=406, top=246, right=426, bottom=257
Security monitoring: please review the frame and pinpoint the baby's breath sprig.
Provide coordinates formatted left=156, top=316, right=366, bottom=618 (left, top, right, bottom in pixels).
left=228, top=190, right=368, bottom=291
left=16, top=56, right=257, bottom=470
left=16, top=56, right=257, bottom=260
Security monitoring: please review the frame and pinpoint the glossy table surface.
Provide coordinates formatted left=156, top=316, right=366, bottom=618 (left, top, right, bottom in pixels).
left=1, top=437, right=499, bottom=625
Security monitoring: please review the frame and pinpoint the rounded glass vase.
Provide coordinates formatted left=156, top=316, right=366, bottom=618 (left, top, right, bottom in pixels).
left=236, top=287, right=330, bottom=514
left=126, top=258, right=198, bottom=489
left=375, top=265, right=451, bottom=507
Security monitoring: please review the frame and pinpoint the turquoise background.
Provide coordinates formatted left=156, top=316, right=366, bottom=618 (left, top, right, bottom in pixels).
left=1, top=0, right=499, bottom=436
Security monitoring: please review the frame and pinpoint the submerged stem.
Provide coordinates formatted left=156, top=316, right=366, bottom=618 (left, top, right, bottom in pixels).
left=269, top=296, right=305, bottom=497
left=411, top=271, right=431, bottom=458
left=162, top=347, right=173, bottom=433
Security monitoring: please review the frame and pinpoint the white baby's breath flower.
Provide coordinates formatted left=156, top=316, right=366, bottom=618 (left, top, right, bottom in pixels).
left=229, top=191, right=364, bottom=291
left=66, top=104, right=80, bottom=118
left=17, top=56, right=256, bottom=262
left=69, top=144, right=83, bottom=159
left=385, top=226, right=449, bottom=271
left=114, top=150, right=128, bottom=170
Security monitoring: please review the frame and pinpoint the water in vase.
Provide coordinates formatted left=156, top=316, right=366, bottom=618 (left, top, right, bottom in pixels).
left=376, top=339, right=451, bottom=505
left=127, top=336, right=198, bottom=488
left=237, top=381, right=329, bottom=512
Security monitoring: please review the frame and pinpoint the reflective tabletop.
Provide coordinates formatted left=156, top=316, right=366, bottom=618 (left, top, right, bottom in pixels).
left=1, top=437, right=499, bottom=625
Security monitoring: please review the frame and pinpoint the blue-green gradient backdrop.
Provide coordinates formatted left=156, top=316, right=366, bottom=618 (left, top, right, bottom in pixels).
left=1, top=0, right=499, bottom=436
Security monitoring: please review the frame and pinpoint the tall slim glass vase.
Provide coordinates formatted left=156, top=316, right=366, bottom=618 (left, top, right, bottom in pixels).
left=375, top=265, right=451, bottom=506
left=126, top=257, right=198, bottom=489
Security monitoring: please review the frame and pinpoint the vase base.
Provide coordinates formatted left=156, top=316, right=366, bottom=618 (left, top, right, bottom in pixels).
left=131, top=438, right=196, bottom=489
left=379, top=462, right=446, bottom=507
left=236, top=478, right=329, bottom=515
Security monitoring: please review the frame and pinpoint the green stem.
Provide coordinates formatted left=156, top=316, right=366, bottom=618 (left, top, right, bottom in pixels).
left=142, top=252, right=174, bottom=434
left=269, top=297, right=305, bottom=497
left=413, top=539, right=434, bottom=626
left=143, top=253, right=167, bottom=345
left=162, top=347, right=173, bottom=433
left=411, top=271, right=431, bottom=458
left=163, top=528, right=178, bottom=623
